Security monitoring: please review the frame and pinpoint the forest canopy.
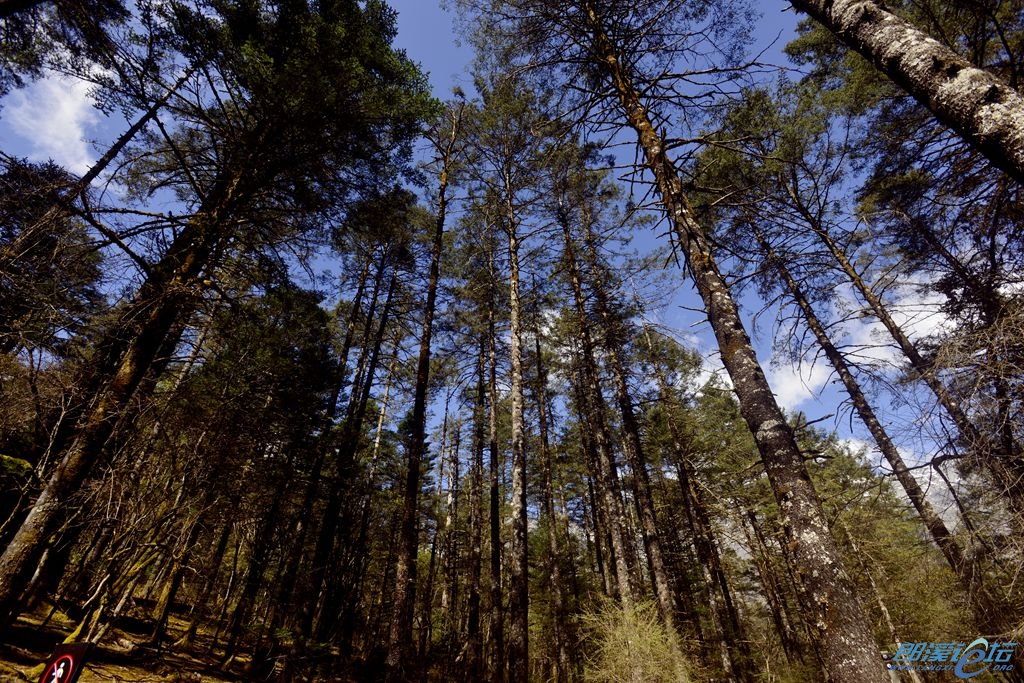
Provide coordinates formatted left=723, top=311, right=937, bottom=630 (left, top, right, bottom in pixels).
left=0, top=1, right=1022, bottom=682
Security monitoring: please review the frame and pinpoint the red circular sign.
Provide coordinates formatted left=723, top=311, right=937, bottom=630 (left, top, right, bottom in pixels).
left=41, top=654, right=74, bottom=683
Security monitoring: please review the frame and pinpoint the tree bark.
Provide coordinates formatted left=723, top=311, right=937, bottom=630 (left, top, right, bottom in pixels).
left=384, top=105, right=462, bottom=683
left=582, top=5, right=888, bottom=681
left=487, top=257, right=505, bottom=683
left=789, top=0, right=1024, bottom=186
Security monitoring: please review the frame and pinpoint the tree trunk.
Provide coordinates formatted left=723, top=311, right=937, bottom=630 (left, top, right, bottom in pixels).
left=532, top=313, right=571, bottom=683
left=579, top=219, right=677, bottom=631
left=384, top=104, right=461, bottom=683
left=802, top=212, right=1024, bottom=521
left=503, top=175, right=530, bottom=683
left=788, top=0, right=1024, bottom=186
left=487, top=272, right=505, bottom=683
left=840, top=523, right=926, bottom=683
left=559, top=214, right=635, bottom=606
left=304, top=252, right=395, bottom=641
left=755, top=227, right=1009, bottom=633
left=739, top=509, right=804, bottom=666
left=0, top=177, right=239, bottom=632
left=582, top=5, right=888, bottom=681
left=467, top=331, right=487, bottom=681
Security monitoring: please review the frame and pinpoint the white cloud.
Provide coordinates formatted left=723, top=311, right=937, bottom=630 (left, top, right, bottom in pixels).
left=4, top=74, right=100, bottom=175
left=824, top=282, right=953, bottom=371
left=767, top=355, right=833, bottom=411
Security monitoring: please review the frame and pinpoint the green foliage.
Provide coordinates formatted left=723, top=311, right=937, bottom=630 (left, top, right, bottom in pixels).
left=0, top=0, right=128, bottom=100
left=0, top=159, right=105, bottom=357
left=581, top=600, right=690, bottom=683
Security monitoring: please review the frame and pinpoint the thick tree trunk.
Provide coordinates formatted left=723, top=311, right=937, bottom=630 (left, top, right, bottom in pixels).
left=583, top=5, right=888, bottom=681
left=789, top=0, right=1024, bottom=186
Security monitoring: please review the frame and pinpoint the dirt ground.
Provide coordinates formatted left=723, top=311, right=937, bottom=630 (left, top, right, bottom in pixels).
left=0, top=608, right=237, bottom=683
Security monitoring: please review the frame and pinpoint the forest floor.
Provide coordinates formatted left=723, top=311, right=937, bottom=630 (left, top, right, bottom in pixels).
left=0, top=606, right=238, bottom=682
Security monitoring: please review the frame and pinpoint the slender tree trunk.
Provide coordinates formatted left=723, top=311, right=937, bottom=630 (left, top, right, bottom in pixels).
left=575, top=387, right=613, bottom=598
left=579, top=220, right=677, bottom=631
left=738, top=510, right=803, bottom=666
left=384, top=104, right=462, bottom=682
left=582, top=5, right=888, bottom=680
left=148, top=511, right=205, bottom=645
left=755, top=227, right=1009, bottom=632
left=439, top=424, right=461, bottom=673
left=175, top=516, right=232, bottom=649
left=503, top=175, right=530, bottom=683
left=304, top=253, right=394, bottom=641
left=420, top=443, right=446, bottom=661
left=840, top=523, right=926, bottom=683
left=802, top=212, right=1024, bottom=519
left=467, top=332, right=487, bottom=681
left=788, top=0, right=1024, bottom=186
left=487, top=274, right=505, bottom=683
left=559, top=215, right=635, bottom=605
left=532, top=314, right=571, bottom=683
left=222, top=488, right=283, bottom=669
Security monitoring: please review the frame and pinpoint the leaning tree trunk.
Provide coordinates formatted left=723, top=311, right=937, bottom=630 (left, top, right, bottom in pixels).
left=582, top=5, right=888, bottom=681
left=0, top=176, right=240, bottom=633
left=303, top=250, right=394, bottom=642
left=800, top=209, right=1024, bottom=522
left=788, top=0, right=1024, bottom=186
left=738, top=509, right=805, bottom=665
left=754, top=227, right=1010, bottom=634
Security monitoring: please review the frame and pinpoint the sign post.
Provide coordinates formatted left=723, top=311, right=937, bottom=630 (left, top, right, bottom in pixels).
left=36, top=643, right=92, bottom=683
